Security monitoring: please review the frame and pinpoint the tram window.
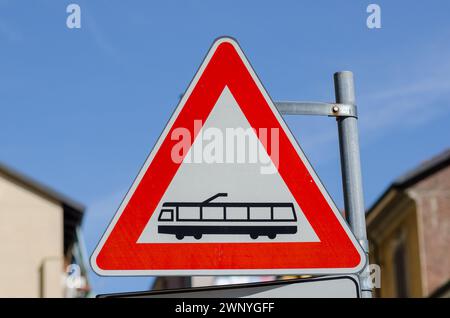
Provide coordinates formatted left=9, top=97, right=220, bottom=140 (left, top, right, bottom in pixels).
left=159, top=209, right=173, bottom=221
left=226, top=207, right=248, bottom=220
left=203, top=207, right=224, bottom=220
left=273, top=207, right=295, bottom=220
left=249, top=207, right=271, bottom=220
left=178, top=207, right=200, bottom=220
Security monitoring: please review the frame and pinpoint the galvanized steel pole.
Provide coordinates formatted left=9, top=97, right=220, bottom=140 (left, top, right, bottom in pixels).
left=334, top=71, right=372, bottom=298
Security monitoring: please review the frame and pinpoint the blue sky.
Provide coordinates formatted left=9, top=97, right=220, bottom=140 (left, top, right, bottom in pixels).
left=1, top=0, right=449, bottom=295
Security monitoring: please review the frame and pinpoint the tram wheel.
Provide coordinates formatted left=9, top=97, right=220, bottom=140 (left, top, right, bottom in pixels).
left=176, top=234, right=184, bottom=240
left=194, top=234, right=202, bottom=240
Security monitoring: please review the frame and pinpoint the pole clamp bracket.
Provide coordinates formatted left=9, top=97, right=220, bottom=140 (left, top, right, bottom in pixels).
left=275, top=101, right=358, bottom=118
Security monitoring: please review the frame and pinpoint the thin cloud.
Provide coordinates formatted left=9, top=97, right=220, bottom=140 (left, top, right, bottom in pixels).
left=82, top=7, right=121, bottom=61
left=360, top=76, right=450, bottom=138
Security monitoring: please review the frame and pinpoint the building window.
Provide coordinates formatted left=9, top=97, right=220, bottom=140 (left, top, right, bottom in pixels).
left=393, top=237, right=409, bottom=297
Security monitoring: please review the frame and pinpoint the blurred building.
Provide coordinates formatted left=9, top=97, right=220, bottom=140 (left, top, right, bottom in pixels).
left=0, top=163, right=90, bottom=298
left=367, top=149, right=450, bottom=297
left=153, top=277, right=191, bottom=290
left=153, top=276, right=276, bottom=290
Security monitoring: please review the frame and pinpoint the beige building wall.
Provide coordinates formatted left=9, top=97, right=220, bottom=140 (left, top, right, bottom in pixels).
left=191, top=276, right=215, bottom=287
left=372, top=203, right=422, bottom=297
left=0, top=174, right=64, bottom=297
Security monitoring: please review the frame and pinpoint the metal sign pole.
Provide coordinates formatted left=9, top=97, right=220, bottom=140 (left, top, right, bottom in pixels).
left=334, top=71, right=372, bottom=298
left=275, top=71, right=372, bottom=297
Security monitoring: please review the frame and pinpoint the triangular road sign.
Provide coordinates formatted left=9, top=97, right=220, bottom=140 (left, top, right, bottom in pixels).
left=91, top=37, right=366, bottom=276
